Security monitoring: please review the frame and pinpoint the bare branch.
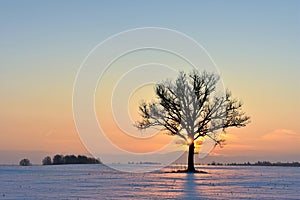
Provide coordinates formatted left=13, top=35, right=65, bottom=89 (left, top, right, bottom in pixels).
left=135, top=70, right=250, bottom=147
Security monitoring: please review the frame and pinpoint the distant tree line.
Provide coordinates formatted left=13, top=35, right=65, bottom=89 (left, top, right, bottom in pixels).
left=42, top=155, right=101, bottom=165
left=128, top=161, right=161, bottom=165
left=207, top=161, right=300, bottom=167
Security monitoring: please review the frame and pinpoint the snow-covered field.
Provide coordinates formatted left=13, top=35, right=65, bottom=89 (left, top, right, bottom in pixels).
left=0, top=164, right=299, bottom=199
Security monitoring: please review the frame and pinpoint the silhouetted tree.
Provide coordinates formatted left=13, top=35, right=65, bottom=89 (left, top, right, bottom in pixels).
left=136, top=71, right=250, bottom=172
left=87, top=157, right=101, bottom=164
left=19, top=158, right=31, bottom=166
left=64, top=155, right=78, bottom=164
left=52, top=154, right=64, bottom=165
left=42, top=156, right=52, bottom=165
left=77, top=155, right=88, bottom=164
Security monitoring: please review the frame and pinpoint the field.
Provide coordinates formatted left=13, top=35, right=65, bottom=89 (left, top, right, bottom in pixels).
left=0, top=164, right=299, bottom=199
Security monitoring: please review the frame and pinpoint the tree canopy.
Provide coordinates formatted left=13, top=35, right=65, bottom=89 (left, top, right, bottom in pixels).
left=19, top=158, right=32, bottom=166
left=136, top=70, right=250, bottom=172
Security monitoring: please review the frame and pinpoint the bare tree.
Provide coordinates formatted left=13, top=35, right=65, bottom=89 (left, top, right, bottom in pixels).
left=136, top=71, right=250, bottom=172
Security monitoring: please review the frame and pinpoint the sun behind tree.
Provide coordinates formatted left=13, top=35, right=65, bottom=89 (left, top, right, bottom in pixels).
left=136, top=70, right=250, bottom=173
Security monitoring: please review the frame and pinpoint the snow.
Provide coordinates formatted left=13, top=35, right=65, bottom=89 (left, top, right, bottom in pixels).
left=0, top=164, right=299, bottom=199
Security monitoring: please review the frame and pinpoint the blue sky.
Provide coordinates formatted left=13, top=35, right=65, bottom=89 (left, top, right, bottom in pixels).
left=1, top=0, right=299, bottom=87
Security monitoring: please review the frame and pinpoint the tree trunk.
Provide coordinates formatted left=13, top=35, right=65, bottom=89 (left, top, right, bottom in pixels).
left=187, top=142, right=196, bottom=172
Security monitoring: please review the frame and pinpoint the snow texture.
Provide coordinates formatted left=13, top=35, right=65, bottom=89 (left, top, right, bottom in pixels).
left=0, top=164, right=299, bottom=199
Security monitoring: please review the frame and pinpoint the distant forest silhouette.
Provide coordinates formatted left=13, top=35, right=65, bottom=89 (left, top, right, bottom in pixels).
left=207, top=161, right=300, bottom=167
left=42, top=154, right=101, bottom=165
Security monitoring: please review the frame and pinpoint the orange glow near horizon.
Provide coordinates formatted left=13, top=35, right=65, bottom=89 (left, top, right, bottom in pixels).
left=1, top=71, right=299, bottom=164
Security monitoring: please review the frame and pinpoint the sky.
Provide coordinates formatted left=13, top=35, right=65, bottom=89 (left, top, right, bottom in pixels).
left=0, top=0, right=299, bottom=164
